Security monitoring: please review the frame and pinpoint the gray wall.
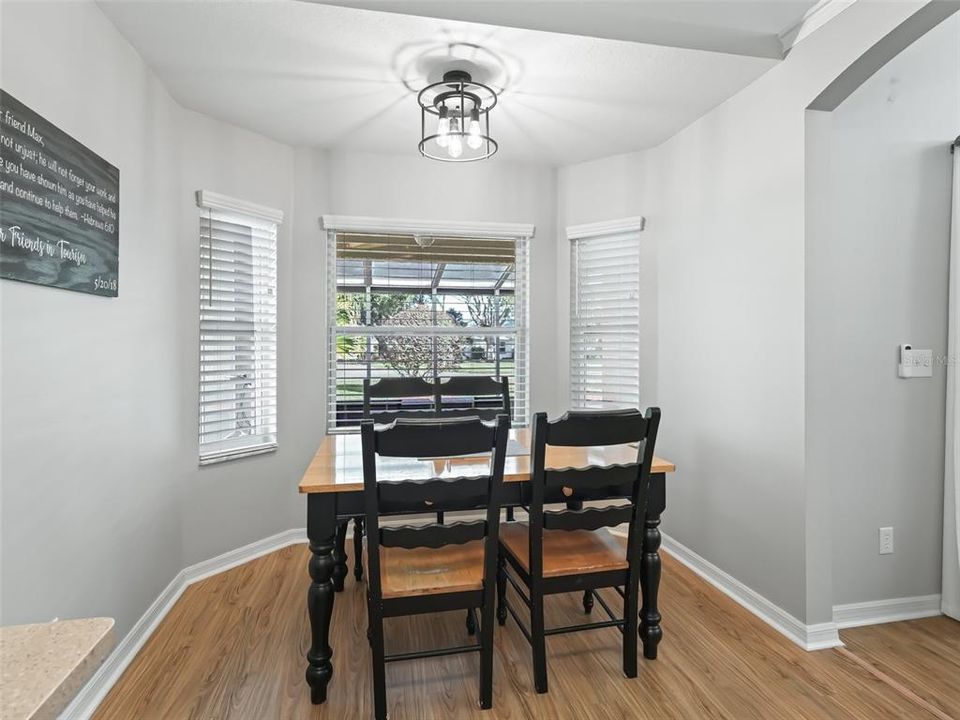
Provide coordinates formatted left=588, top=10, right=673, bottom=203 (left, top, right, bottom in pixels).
left=0, top=1, right=303, bottom=634
left=1, top=0, right=186, bottom=634
left=646, top=2, right=921, bottom=623
left=553, top=3, right=927, bottom=625
left=176, top=110, right=302, bottom=568
left=807, top=14, right=960, bottom=607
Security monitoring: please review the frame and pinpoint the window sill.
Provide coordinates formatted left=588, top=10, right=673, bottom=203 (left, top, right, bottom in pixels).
left=199, top=443, right=278, bottom=466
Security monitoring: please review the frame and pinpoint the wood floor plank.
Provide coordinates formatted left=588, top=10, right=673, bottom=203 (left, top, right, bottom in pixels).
left=94, top=545, right=952, bottom=719
left=841, top=616, right=960, bottom=719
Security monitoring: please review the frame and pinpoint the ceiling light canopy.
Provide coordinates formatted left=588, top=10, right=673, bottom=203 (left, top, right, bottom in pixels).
left=418, top=70, right=498, bottom=162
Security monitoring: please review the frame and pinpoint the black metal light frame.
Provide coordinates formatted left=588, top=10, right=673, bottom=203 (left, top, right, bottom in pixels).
left=418, top=70, right=498, bottom=162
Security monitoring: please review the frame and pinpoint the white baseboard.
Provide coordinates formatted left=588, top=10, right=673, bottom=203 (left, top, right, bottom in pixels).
left=59, top=528, right=307, bottom=720
left=833, top=594, right=942, bottom=629
left=660, top=533, right=843, bottom=651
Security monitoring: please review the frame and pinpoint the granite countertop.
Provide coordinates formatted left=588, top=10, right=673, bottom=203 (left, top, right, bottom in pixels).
left=0, top=617, right=114, bottom=720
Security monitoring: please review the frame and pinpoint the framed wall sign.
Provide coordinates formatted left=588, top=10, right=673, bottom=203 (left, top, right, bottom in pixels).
left=0, top=90, right=119, bottom=297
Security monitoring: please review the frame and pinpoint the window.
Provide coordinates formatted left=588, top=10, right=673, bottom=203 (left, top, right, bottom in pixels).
left=569, top=222, right=643, bottom=409
left=327, top=227, right=529, bottom=429
left=197, top=191, right=282, bottom=464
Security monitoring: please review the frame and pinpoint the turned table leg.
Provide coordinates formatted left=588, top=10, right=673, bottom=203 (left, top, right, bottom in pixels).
left=306, top=493, right=337, bottom=704
left=332, top=520, right=348, bottom=592
left=640, top=473, right=665, bottom=660
left=353, top=517, right=364, bottom=581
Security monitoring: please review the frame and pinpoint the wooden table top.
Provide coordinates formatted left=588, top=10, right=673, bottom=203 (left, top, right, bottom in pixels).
left=299, top=428, right=676, bottom=494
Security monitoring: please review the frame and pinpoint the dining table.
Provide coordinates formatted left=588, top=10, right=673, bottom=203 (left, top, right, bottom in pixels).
left=298, top=427, right=677, bottom=704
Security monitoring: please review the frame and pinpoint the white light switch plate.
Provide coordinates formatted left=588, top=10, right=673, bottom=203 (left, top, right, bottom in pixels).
left=898, top=345, right=932, bottom=378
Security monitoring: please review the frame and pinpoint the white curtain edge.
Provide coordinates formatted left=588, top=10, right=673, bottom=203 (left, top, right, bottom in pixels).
left=944, top=147, right=960, bottom=621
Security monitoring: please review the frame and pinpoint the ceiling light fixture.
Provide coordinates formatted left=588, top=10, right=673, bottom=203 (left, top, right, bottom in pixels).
left=418, top=70, right=498, bottom=162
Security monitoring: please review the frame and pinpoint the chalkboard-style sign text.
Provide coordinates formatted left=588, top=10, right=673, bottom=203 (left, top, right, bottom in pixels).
left=0, top=90, right=119, bottom=297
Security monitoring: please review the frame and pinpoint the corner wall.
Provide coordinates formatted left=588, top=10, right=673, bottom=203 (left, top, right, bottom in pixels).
left=2, top=0, right=186, bottom=634
left=553, top=1, right=927, bottom=625
left=554, top=2, right=959, bottom=629
left=807, top=13, right=960, bottom=608
left=0, top=0, right=303, bottom=635
left=649, top=1, right=929, bottom=624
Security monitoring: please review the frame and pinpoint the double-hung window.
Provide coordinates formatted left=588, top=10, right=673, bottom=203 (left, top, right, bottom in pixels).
left=197, top=191, right=282, bottom=464
left=325, top=221, right=530, bottom=430
left=569, top=220, right=644, bottom=409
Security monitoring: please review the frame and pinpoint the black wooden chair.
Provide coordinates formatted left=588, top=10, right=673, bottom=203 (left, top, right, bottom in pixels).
left=339, top=377, right=442, bottom=587
left=495, top=407, right=661, bottom=694
left=346, top=376, right=514, bottom=584
left=362, top=415, right=509, bottom=720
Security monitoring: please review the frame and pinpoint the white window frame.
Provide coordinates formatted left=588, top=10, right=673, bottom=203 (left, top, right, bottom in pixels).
left=197, top=190, right=283, bottom=465
left=567, top=216, right=645, bottom=410
left=322, top=215, right=534, bottom=432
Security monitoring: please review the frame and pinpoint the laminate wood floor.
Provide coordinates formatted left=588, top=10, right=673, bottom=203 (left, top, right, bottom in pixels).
left=841, top=616, right=960, bottom=719
left=95, top=544, right=960, bottom=719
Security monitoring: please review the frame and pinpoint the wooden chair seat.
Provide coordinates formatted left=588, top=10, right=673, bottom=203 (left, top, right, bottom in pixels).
left=375, top=539, right=486, bottom=598
left=499, top=522, right=628, bottom=578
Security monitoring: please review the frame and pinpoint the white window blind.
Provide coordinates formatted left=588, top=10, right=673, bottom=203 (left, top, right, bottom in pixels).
left=570, top=230, right=641, bottom=409
left=327, top=231, right=529, bottom=430
left=198, top=191, right=281, bottom=464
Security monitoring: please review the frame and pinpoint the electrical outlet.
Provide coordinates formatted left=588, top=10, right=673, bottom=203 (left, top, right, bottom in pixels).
left=879, top=526, right=894, bottom=555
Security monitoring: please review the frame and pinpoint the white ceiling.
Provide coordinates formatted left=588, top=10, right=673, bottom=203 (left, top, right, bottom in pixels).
left=98, top=0, right=817, bottom=165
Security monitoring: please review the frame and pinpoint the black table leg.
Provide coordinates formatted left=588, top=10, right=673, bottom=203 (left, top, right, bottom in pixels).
left=306, top=493, right=337, bottom=704
left=640, top=473, right=666, bottom=660
left=333, top=520, right=348, bottom=592
left=353, top=517, right=364, bottom=581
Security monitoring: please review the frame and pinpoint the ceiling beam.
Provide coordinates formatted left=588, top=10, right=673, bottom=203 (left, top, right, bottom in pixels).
left=309, top=0, right=791, bottom=59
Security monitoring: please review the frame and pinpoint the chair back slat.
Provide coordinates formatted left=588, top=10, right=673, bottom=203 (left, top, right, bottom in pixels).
left=432, top=406, right=504, bottom=422
left=364, top=377, right=438, bottom=423
left=438, top=376, right=512, bottom=426
left=378, top=476, right=489, bottom=514
left=438, top=375, right=507, bottom=397
left=542, top=505, right=634, bottom=532
left=373, top=416, right=498, bottom=458
left=545, top=408, right=649, bottom=447
left=527, top=407, right=661, bottom=576
left=380, top=520, right=487, bottom=550
left=366, top=376, right=437, bottom=399
left=543, top=464, right=637, bottom=503
left=362, top=414, right=509, bottom=604
left=366, top=408, right=438, bottom=424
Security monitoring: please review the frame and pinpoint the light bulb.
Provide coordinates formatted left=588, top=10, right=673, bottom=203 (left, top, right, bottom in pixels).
left=467, top=109, right=483, bottom=150
left=448, top=134, right=463, bottom=158
left=436, top=106, right=450, bottom=148
left=447, top=117, right=463, bottom=158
